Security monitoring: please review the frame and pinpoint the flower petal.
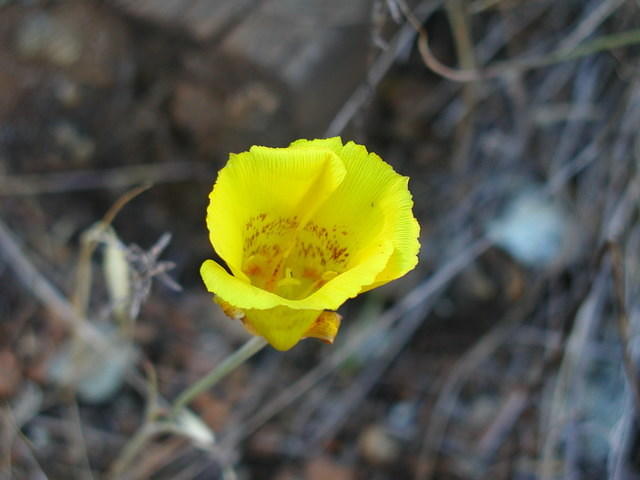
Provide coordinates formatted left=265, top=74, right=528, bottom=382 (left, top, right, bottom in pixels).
left=303, top=311, right=342, bottom=344
left=289, top=137, right=343, bottom=154
left=202, top=252, right=390, bottom=350
left=302, top=140, right=420, bottom=290
left=206, top=145, right=346, bottom=280
left=242, top=306, right=323, bottom=351
left=200, top=237, right=393, bottom=312
left=363, top=174, right=421, bottom=290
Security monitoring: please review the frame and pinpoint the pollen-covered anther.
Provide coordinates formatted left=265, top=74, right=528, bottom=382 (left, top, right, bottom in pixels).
left=277, top=267, right=301, bottom=288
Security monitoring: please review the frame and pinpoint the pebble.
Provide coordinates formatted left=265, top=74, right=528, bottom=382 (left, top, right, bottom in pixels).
left=14, top=3, right=134, bottom=88
left=52, top=123, right=95, bottom=163
left=358, top=424, right=400, bottom=465
left=15, top=12, right=81, bottom=66
left=487, top=185, right=578, bottom=268
left=171, top=81, right=223, bottom=142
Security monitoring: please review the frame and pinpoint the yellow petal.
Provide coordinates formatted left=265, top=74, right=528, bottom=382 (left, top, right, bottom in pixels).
left=242, top=306, right=323, bottom=351
left=362, top=174, right=421, bottom=290
left=206, top=145, right=346, bottom=280
left=303, top=311, right=342, bottom=344
left=212, top=300, right=341, bottom=350
left=200, top=238, right=393, bottom=312
left=307, top=141, right=420, bottom=291
left=289, top=137, right=343, bottom=154
left=214, top=293, right=323, bottom=350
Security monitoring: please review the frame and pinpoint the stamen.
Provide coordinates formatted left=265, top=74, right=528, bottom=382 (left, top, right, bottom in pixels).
left=276, top=267, right=301, bottom=288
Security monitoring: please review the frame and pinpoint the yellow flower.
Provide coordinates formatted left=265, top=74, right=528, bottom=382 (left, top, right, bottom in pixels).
left=200, top=137, right=420, bottom=351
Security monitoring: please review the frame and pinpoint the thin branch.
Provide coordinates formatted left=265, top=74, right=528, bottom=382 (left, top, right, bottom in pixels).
left=608, top=242, right=640, bottom=410
left=0, top=162, right=204, bottom=196
left=0, top=217, right=104, bottom=347
left=395, top=0, right=640, bottom=82
left=325, top=0, right=443, bottom=136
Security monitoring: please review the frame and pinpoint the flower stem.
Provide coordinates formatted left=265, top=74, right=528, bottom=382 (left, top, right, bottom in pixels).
left=171, top=336, right=268, bottom=416
left=109, top=336, right=267, bottom=477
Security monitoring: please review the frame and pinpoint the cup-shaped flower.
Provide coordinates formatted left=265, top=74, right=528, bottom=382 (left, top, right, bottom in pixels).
left=200, top=137, right=420, bottom=351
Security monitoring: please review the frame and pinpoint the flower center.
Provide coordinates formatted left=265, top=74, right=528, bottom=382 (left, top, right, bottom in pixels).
left=242, top=213, right=350, bottom=299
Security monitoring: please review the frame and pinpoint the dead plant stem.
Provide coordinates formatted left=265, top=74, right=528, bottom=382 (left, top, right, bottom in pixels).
left=396, top=0, right=640, bottom=82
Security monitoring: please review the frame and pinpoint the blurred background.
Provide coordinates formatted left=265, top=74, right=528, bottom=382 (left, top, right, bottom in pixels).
left=1, top=0, right=640, bottom=479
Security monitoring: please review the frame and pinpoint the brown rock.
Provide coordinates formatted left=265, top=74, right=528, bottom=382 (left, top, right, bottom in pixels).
left=304, top=456, right=354, bottom=480
left=14, top=1, right=133, bottom=87
left=220, top=0, right=372, bottom=136
left=192, top=392, right=231, bottom=432
left=248, top=425, right=284, bottom=457
left=0, top=8, right=39, bottom=122
left=272, top=468, right=301, bottom=480
left=0, top=350, right=22, bottom=399
left=106, top=0, right=255, bottom=42
left=171, top=81, right=223, bottom=142
left=0, top=66, right=23, bottom=122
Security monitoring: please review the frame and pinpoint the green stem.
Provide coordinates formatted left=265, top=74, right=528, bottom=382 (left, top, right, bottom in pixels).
left=506, top=28, right=640, bottom=73
left=171, top=336, right=268, bottom=416
left=109, top=336, right=267, bottom=477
